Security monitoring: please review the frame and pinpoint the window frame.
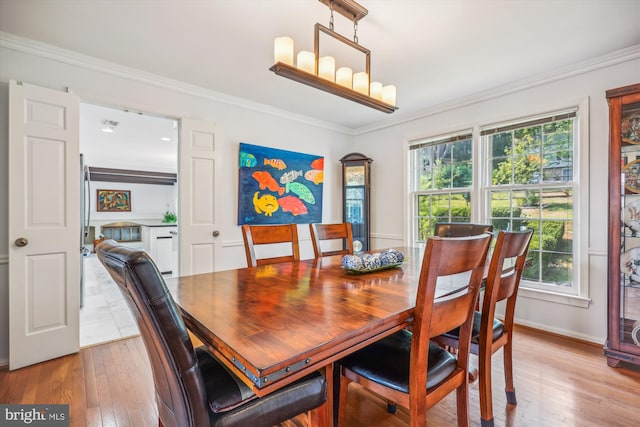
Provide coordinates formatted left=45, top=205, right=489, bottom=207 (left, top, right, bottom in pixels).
left=406, top=99, right=590, bottom=307
left=408, top=130, right=475, bottom=246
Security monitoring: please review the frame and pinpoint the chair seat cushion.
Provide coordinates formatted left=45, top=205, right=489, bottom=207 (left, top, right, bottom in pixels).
left=197, top=347, right=327, bottom=427
left=339, top=329, right=457, bottom=393
left=196, top=347, right=257, bottom=413
left=441, top=311, right=504, bottom=343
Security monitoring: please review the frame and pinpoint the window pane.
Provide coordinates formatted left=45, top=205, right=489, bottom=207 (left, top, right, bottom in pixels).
left=451, top=193, right=471, bottom=222
left=541, top=188, right=572, bottom=219
left=483, top=113, right=576, bottom=293
left=410, top=132, right=473, bottom=242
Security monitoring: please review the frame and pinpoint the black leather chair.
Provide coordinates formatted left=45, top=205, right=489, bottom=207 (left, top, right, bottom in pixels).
left=434, top=222, right=493, bottom=237
left=96, top=239, right=327, bottom=427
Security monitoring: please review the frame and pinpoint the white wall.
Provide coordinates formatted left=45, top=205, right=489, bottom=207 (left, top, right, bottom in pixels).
left=353, top=56, right=640, bottom=344
left=0, top=45, right=352, bottom=364
left=89, top=181, right=177, bottom=225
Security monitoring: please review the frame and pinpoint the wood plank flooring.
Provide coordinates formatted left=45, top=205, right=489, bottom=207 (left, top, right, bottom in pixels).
left=1, top=326, right=639, bottom=427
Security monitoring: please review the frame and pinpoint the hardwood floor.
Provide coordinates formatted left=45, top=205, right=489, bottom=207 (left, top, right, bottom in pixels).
left=1, top=326, right=639, bottom=427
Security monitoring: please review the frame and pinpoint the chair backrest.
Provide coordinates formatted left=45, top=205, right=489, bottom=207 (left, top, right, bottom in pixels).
left=409, top=234, right=492, bottom=404
left=241, top=224, right=300, bottom=267
left=96, top=239, right=210, bottom=427
left=481, top=229, right=533, bottom=339
left=434, top=222, right=494, bottom=237
left=309, top=222, right=354, bottom=258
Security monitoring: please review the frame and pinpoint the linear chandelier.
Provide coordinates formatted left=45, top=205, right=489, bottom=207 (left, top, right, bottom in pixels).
left=269, top=0, right=398, bottom=114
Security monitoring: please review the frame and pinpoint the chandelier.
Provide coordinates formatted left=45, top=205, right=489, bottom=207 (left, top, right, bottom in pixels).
left=269, top=0, right=397, bottom=114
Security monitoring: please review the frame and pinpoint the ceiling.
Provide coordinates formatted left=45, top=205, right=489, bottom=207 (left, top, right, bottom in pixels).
left=1, top=0, right=639, bottom=132
left=80, top=103, right=178, bottom=173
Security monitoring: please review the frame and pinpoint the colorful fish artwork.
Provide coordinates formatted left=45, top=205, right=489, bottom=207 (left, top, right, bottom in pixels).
left=286, top=182, right=315, bottom=204
left=280, top=169, right=303, bottom=185
left=304, top=169, right=323, bottom=185
left=253, top=192, right=279, bottom=216
left=278, top=195, right=308, bottom=216
left=252, top=171, right=285, bottom=195
left=264, top=158, right=287, bottom=170
left=239, top=151, right=257, bottom=168
left=311, top=158, right=324, bottom=170
left=238, top=142, right=323, bottom=225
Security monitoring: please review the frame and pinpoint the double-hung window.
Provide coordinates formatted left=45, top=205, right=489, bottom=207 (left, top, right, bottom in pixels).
left=409, top=131, right=473, bottom=246
left=408, top=106, right=588, bottom=303
left=482, top=111, right=578, bottom=295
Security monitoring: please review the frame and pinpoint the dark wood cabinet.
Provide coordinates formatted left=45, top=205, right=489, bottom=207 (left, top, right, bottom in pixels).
left=606, top=83, right=640, bottom=368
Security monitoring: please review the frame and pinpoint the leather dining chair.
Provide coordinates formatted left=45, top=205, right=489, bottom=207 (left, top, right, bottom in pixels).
left=96, top=239, right=327, bottom=427
left=433, top=229, right=533, bottom=427
left=434, top=222, right=494, bottom=237
left=336, top=234, right=492, bottom=427
left=309, top=222, right=354, bottom=258
left=241, top=224, right=300, bottom=267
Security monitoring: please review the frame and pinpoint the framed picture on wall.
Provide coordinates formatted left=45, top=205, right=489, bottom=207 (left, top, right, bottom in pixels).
left=237, top=142, right=324, bottom=225
left=97, top=189, right=131, bottom=212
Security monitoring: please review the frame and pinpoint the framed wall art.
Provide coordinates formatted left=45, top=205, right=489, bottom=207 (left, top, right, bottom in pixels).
left=97, top=189, right=131, bottom=212
left=238, top=142, right=324, bottom=225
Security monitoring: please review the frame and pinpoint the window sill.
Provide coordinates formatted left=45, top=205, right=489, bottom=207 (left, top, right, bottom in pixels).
left=518, top=287, right=591, bottom=308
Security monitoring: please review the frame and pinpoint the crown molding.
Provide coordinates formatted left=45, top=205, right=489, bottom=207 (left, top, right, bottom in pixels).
left=0, top=31, right=352, bottom=135
left=2, top=31, right=638, bottom=138
left=353, top=44, right=640, bottom=135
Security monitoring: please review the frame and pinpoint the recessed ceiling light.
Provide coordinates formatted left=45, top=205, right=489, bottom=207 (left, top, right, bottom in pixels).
left=160, top=137, right=171, bottom=142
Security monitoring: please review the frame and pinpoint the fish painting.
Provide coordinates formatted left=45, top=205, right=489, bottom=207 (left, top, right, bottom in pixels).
left=239, top=151, right=257, bottom=168
left=252, top=171, right=285, bottom=195
left=286, top=182, right=315, bottom=204
left=310, top=158, right=324, bottom=170
left=278, top=195, right=308, bottom=216
left=264, top=158, right=287, bottom=170
left=280, top=170, right=303, bottom=185
left=253, top=192, right=279, bottom=216
left=304, top=169, right=323, bottom=185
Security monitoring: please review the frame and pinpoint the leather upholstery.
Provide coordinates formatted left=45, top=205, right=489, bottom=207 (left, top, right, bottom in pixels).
left=441, top=311, right=505, bottom=344
left=339, top=329, right=457, bottom=393
left=96, top=239, right=326, bottom=427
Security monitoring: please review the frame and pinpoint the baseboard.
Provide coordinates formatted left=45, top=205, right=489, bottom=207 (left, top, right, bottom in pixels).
left=513, top=322, right=603, bottom=348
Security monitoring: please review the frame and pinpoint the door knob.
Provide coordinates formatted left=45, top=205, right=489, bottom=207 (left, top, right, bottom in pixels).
left=212, top=230, right=220, bottom=237
left=15, top=237, right=28, bottom=247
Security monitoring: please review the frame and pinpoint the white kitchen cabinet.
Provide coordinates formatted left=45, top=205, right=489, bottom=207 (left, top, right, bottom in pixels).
left=142, top=225, right=177, bottom=274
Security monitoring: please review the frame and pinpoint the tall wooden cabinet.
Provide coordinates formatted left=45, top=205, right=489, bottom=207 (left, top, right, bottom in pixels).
left=606, top=83, right=640, bottom=368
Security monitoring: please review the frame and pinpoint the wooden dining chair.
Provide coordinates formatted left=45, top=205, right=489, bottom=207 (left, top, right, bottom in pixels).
left=96, top=239, right=327, bottom=427
left=434, top=222, right=494, bottom=237
left=309, top=222, right=354, bottom=258
left=241, top=224, right=300, bottom=267
left=336, top=234, right=492, bottom=427
left=433, top=229, right=533, bottom=427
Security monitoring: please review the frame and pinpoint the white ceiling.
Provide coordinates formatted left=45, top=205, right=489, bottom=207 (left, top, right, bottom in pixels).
left=1, top=0, right=639, bottom=132
left=80, top=103, right=178, bottom=173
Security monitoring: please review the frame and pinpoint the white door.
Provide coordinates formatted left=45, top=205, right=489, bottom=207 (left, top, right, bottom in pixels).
left=8, top=80, right=80, bottom=370
left=179, top=118, right=220, bottom=275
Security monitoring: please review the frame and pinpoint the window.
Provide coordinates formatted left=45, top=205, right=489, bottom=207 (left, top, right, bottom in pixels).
left=408, top=107, right=587, bottom=302
left=483, top=111, right=576, bottom=293
left=409, top=131, right=473, bottom=245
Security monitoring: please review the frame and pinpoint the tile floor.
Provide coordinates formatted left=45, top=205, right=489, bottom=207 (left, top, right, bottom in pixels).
left=80, top=253, right=139, bottom=347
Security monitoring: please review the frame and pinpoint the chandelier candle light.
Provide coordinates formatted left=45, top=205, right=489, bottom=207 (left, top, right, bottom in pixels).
left=270, top=0, right=397, bottom=113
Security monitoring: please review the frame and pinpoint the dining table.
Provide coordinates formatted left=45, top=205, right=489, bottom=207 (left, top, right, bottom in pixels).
left=166, top=246, right=473, bottom=426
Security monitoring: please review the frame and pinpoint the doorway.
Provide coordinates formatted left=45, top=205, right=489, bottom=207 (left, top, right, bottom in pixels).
left=79, top=103, right=178, bottom=347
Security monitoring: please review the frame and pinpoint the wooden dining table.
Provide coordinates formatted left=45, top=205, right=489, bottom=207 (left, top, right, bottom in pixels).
left=166, top=246, right=471, bottom=426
